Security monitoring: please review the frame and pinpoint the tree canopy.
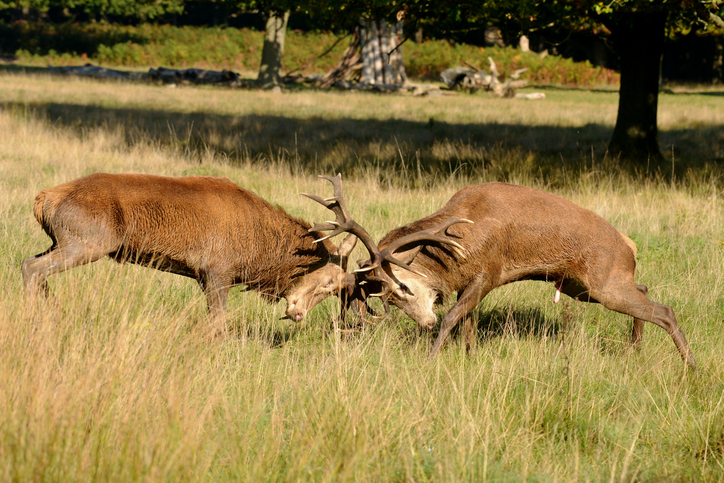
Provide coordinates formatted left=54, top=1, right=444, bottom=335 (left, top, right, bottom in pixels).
left=0, top=0, right=183, bottom=20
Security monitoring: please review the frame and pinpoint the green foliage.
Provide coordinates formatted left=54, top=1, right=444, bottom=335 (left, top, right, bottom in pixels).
left=405, top=41, right=619, bottom=86
left=0, top=0, right=182, bottom=19
left=0, top=0, right=50, bottom=12
left=1, top=21, right=619, bottom=87
left=401, top=0, right=723, bottom=41
left=63, top=0, right=184, bottom=20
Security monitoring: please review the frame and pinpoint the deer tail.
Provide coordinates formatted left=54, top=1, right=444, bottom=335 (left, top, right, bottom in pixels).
left=618, top=230, right=638, bottom=259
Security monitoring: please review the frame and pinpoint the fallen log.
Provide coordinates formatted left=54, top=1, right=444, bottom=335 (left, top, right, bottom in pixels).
left=440, top=57, right=541, bottom=99
left=48, top=63, right=246, bottom=87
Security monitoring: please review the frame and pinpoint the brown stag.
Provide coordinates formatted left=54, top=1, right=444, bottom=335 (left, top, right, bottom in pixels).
left=307, top=176, right=696, bottom=369
left=22, top=173, right=357, bottom=330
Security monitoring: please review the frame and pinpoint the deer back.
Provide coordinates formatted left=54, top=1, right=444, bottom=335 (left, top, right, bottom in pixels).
left=377, top=182, right=637, bottom=294
left=34, top=173, right=336, bottom=299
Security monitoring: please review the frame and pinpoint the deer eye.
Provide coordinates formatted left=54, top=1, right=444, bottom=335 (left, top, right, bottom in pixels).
left=398, top=283, right=409, bottom=295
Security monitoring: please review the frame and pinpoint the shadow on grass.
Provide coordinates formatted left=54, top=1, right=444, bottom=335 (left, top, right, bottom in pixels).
left=2, top=99, right=723, bottom=186
left=0, top=64, right=50, bottom=75
left=231, top=319, right=303, bottom=349
left=440, top=299, right=644, bottom=362
left=445, top=306, right=561, bottom=346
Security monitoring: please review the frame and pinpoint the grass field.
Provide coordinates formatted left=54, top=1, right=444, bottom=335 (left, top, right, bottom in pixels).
left=1, top=71, right=724, bottom=481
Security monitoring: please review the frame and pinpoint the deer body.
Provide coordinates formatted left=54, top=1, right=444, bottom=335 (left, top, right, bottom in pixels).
left=371, top=182, right=695, bottom=367
left=22, top=173, right=355, bottom=327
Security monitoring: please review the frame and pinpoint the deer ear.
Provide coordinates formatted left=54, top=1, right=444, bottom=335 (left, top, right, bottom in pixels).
left=335, top=234, right=358, bottom=271
left=391, top=245, right=424, bottom=266
left=335, top=233, right=357, bottom=257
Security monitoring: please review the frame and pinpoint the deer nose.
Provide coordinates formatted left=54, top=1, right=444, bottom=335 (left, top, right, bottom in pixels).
left=419, top=313, right=437, bottom=330
left=285, top=303, right=306, bottom=322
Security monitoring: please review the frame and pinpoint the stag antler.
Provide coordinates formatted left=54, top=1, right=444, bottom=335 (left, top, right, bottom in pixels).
left=303, top=174, right=473, bottom=302
left=302, top=174, right=380, bottom=265
left=362, top=216, right=472, bottom=279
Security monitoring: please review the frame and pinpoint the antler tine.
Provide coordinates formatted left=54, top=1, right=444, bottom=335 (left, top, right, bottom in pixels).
left=357, top=272, right=397, bottom=297
left=303, top=174, right=385, bottom=266
left=353, top=217, right=471, bottom=281
left=352, top=295, right=390, bottom=321
left=381, top=217, right=473, bottom=261
left=301, top=175, right=348, bottom=223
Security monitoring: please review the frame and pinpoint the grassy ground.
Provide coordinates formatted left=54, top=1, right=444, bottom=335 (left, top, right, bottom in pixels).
left=1, top=72, right=723, bottom=481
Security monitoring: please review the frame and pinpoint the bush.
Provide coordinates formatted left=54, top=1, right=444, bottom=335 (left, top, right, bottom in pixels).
left=404, top=39, right=619, bottom=86
left=0, top=21, right=619, bottom=87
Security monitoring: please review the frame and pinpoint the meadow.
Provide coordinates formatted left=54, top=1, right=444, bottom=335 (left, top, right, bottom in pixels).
left=1, top=70, right=723, bottom=481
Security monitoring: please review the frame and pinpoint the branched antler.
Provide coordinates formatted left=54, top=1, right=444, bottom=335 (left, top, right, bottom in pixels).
left=302, top=174, right=383, bottom=267
left=303, top=174, right=474, bottom=317
left=367, top=217, right=473, bottom=278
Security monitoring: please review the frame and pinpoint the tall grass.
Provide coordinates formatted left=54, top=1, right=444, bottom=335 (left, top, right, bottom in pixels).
left=1, top=72, right=723, bottom=481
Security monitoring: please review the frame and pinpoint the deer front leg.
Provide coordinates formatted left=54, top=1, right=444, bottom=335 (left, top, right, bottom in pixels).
left=457, top=286, right=477, bottom=353
left=431, top=279, right=492, bottom=357
left=462, top=315, right=476, bottom=353
left=198, top=271, right=231, bottom=337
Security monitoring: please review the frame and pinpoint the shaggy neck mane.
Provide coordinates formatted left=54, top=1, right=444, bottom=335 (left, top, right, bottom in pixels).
left=246, top=205, right=335, bottom=301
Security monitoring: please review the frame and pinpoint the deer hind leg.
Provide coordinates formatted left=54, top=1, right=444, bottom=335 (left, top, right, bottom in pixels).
left=631, top=284, right=648, bottom=347
left=431, top=278, right=493, bottom=357
left=592, top=278, right=696, bottom=369
left=22, top=241, right=110, bottom=301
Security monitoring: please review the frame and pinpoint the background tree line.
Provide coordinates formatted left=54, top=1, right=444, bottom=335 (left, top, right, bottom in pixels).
left=2, top=0, right=722, bottom=163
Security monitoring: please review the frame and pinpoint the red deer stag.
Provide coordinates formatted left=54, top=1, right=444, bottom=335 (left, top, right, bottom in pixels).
left=307, top=176, right=696, bottom=369
left=22, top=173, right=357, bottom=330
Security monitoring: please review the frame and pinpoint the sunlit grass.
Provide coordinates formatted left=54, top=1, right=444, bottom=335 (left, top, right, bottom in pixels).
left=1, top=72, right=723, bottom=481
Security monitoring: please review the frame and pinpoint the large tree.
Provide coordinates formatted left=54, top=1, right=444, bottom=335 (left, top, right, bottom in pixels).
left=390, top=0, right=724, bottom=162
left=256, top=8, right=289, bottom=88
left=221, top=0, right=322, bottom=88
left=519, top=0, right=723, bottom=161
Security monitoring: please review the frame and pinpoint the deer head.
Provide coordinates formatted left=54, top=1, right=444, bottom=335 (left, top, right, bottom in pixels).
left=302, top=174, right=471, bottom=325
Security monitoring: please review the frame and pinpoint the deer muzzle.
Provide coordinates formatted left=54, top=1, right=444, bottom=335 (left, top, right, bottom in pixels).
left=285, top=303, right=306, bottom=322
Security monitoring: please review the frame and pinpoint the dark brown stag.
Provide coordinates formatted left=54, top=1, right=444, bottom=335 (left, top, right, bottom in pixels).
left=22, top=173, right=357, bottom=330
left=307, top=176, right=696, bottom=369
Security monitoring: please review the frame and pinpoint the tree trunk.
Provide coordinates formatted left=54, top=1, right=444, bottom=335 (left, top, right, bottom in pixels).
left=607, top=11, right=667, bottom=162
left=256, top=10, right=290, bottom=89
left=360, top=19, right=407, bottom=86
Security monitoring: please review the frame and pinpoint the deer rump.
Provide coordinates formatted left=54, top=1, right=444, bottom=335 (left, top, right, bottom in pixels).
left=306, top=177, right=695, bottom=368
left=22, top=173, right=355, bottom=326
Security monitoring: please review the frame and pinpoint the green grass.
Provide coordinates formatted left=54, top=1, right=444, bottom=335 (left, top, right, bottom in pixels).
left=1, top=71, right=723, bottom=481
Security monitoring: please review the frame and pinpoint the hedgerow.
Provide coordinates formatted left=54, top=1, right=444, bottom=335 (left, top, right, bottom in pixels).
left=0, top=21, right=618, bottom=86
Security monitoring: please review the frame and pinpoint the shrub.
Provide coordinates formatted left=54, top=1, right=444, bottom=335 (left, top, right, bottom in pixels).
left=404, top=40, right=619, bottom=86
left=0, top=21, right=619, bottom=87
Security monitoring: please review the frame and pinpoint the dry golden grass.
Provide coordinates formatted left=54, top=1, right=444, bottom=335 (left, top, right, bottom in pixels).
left=1, top=72, right=723, bottom=481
